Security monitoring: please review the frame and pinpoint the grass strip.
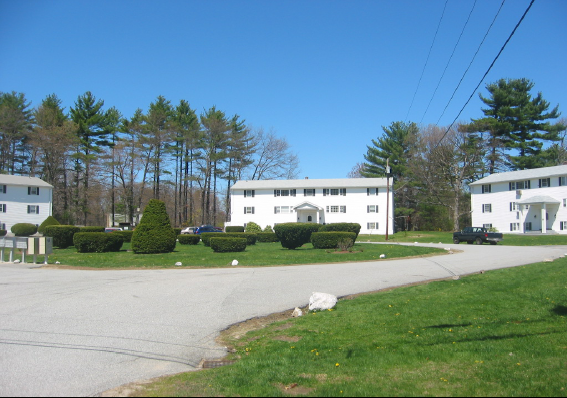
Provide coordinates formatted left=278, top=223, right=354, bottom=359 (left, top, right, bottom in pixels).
left=130, top=258, right=567, bottom=397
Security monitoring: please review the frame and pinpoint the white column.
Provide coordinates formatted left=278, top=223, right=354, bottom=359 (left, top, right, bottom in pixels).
left=541, top=204, right=547, bottom=234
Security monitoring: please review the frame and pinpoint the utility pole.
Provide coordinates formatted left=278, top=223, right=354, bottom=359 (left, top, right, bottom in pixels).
left=385, top=158, right=391, bottom=241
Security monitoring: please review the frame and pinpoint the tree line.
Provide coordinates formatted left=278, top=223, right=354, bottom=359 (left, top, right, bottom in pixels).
left=0, top=91, right=299, bottom=227
left=358, top=78, right=566, bottom=232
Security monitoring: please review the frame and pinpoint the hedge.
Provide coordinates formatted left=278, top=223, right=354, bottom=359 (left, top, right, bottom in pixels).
left=11, top=223, right=38, bottom=237
left=256, top=232, right=279, bottom=243
left=113, top=230, right=134, bottom=243
left=38, top=216, right=60, bottom=234
left=225, top=226, right=245, bottom=233
left=173, top=228, right=182, bottom=236
left=80, top=226, right=105, bottom=233
left=73, top=232, right=124, bottom=253
left=44, top=225, right=81, bottom=248
left=178, top=234, right=201, bottom=245
left=274, top=223, right=321, bottom=250
left=223, top=233, right=257, bottom=245
left=131, top=199, right=176, bottom=254
left=319, top=223, right=362, bottom=239
left=0, top=230, right=6, bottom=237
left=200, top=232, right=225, bottom=247
left=210, top=237, right=247, bottom=253
left=311, top=231, right=357, bottom=249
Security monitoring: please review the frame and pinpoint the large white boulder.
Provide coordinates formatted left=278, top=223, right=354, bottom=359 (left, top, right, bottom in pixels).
left=309, top=292, right=337, bottom=311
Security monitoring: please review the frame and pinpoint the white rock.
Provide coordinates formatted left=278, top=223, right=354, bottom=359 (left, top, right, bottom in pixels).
left=175, top=262, right=183, bottom=266
left=13, top=259, right=20, bottom=263
left=379, top=254, right=386, bottom=259
left=291, top=307, right=303, bottom=317
left=309, top=292, right=337, bottom=311
left=55, top=261, right=61, bottom=265
left=452, top=275, right=460, bottom=280
left=232, top=259, right=239, bottom=266
left=444, top=248, right=451, bottom=251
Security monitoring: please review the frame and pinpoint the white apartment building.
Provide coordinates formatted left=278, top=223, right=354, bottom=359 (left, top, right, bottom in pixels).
left=0, top=175, right=53, bottom=232
left=226, top=178, right=394, bottom=235
left=469, top=165, right=567, bottom=234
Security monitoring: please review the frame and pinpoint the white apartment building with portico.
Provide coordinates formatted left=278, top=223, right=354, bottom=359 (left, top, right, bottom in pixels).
left=469, top=165, right=567, bottom=234
left=226, top=178, right=394, bottom=235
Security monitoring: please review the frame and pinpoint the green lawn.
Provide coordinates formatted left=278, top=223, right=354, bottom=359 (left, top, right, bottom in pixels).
left=130, top=258, right=567, bottom=397
left=48, top=241, right=444, bottom=268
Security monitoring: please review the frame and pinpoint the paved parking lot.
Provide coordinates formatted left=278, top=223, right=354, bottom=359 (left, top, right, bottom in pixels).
left=1, top=243, right=566, bottom=396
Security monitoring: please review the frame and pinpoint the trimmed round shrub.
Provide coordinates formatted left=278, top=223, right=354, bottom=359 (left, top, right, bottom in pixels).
left=210, top=237, right=246, bottom=253
left=263, top=225, right=274, bottom=233
left=0, top=230, right=7, bottom=237
left=200, top=232, right=223, bottom=247
left=311, top=231, right=357, bottom=249
left=11, top=223, right=38, bottom=237
left=319, top=223, right=362, bottom=240
left=80, top=226, right=105, bottom=233
left=178, top=234, right=201, bottom=245
left=44, top=225, right=81, bottom=248
left=223, top=233, right=257, bottom=245
left=113, top=230, right=134, bottom=243
left=245, top=221, right=262, bottom=233
left=131, top=200, right=177, bottom=254
left=73, top=232, right=124, bottom=253
left=173, top=228, right=182, bottom=236
left=274, top=223, right=321, bottom=250
left=38, top=216, right=60, bottom=234
left=226, top=226, right=245, bottom=233
left=256, top=232, right=279, bottom=242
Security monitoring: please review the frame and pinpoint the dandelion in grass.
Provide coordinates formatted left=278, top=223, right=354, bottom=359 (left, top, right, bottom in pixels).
left=336, top=363, right=340, bottom=367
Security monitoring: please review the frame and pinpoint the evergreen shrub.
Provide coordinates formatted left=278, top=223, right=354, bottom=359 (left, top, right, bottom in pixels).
left=263, top=225, right=274, bottom=233
left=200, top=232, right=224, bottom=247
left=223, top=233, right=257, bottom=245
left=131, top=199, right=177, bottom=254
left=256, top=232, right=279, bottom=242
left=11, top=223, right=38, bottom=237
left=274, top=223, right=321, bottom=250
left=38, top=216, right=60, bottom=234
left=226, top=226, right=245, bottom=233
left=178, top=234, right=201, bottom=245
left=173, top=228, right=182, bottom=236
left=0, top=230, right=7, bottom=237
left=73, top=232, right=124, bottom=253
left=210, top=237, right=247, bottom=253
left=113, top=230, right=134, bottom=243
left=311, top=231, right=356, bottom=249
left=44, top=225, right=81, bottom=248
left=319, top=223, right=362, bottom=239
left=80, top=226, right=105, bottom=233
left=245, top=222, right=262, bottom=233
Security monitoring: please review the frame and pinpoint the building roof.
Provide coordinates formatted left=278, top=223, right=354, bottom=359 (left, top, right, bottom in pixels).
left=231, top=178, right=388, bottom=190
left=517, top=195, right=561, bottom=205
left=469, top=165, right=567, bottom=186
left=0, top=174, right=53, bottom=188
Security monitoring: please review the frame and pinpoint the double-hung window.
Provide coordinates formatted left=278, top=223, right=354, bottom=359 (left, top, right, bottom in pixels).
left=510, top=223, right=520, bottom=231
left=538, top=178, right=551, bottom=188
left=244, top=190, right=255, bottom=198
left=326, top=206, right=346, bottom=213
left=28, top=186, right=40, bottom=195
left=510, top=202, right=519, bottom=211
left=274, top=206, right=291, bottom=214
left=560, top=176, right=567, bottom=186
left=482, top=204, right=492, bottom=213
left=27, top=205, right=39, bottom=214
left=323, top=189, right=344, bottom=196
left=483, top=223, right=492, bottom=229
left=481, top=184, right=491, bottom=194
left=560, top=221, right=567, bottom=231
left=304, top=189, right=315, bottom=196
left=244, top=207, right=255, bottom=214
left=274, top=189, right=296, bottom=197
left=509, top=181, right=530, bottom=190
left=367, top=188, right=379, bottom=196
left=0, top=204, right=6, bottom=213
left=367, top=205, right=379, bottom=213
left=367, top=222, right=379, bottom=230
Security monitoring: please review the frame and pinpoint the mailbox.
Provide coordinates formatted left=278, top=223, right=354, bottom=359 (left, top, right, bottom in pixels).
left=16, top=237, right=28, bottom=249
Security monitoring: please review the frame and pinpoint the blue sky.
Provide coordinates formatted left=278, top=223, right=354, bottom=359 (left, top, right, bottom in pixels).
left=1, top=0, right=565, bottom=180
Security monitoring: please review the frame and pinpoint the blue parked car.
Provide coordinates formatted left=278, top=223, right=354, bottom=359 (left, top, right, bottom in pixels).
left=194, top=225, right=224, bottom=234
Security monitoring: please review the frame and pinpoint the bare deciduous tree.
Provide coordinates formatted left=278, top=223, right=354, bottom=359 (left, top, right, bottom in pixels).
left=248, top=128, right=300, bottom=180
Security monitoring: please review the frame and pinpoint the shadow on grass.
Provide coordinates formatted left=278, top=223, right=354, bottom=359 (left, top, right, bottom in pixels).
left=425, top=323, right=472, bottom=329
left=552, top=305, right=567, bottom=316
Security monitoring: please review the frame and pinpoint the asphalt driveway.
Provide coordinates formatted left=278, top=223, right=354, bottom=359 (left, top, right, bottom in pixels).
left=1, top=243, right=566, bottom=397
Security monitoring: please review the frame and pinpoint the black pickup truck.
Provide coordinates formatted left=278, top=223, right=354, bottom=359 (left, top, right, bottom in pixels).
left=453, top=227, right=503, bottom=245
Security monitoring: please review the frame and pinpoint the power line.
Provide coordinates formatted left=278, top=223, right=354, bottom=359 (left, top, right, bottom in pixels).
left=435, top=0, right=506, bottom=125
left=419, top=0, right=478, bottom=125
left=404, top=0, right=449, bottom=123
left=432, top=0, right=535, bottom=151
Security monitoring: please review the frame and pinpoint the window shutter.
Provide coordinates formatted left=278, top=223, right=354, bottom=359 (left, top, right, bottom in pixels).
left=561, top=223, right=564, bottom=231
left=547, top=178, right=551, bottom=187
left=36, top=206, right=39, bottom=214
left=324, top=189, right=327, bottom=196
left=244, top=190, right=247, bottom=198
left=244, top=207, right=246, bottom=214
left=560, top=177, right=563, bottom=187
left=27, top=205, right=31, bottom=214
left=367, top=205, right=370, bottom=213
left=252, top=207, right=255, bottom=214
left=367, top=188, right=369, bottom=196
left=509, top=182, right=512, bottom=191
left=28, top=187, right=31, bottom=195
left=291, top=189, right=295, bottom=197
left=482, top=205, right=485, bottom=213
left=274, top=190, right=277, bottom=197
left=36, top=188, right=40, bottom=195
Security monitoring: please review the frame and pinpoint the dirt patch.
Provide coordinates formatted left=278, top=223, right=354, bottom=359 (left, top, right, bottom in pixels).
left=272, top=335, right=303, bottom=343
left=274, top=382, right=315, bottom=396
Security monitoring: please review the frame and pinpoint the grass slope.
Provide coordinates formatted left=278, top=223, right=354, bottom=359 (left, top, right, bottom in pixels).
left=131, top=258, right=567, bottom=397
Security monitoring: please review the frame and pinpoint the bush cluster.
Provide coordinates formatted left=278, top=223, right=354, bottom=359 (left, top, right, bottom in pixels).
left=44, top=225, right=81, bottom=248
left=11, top=223, right=38, bottom=237
left=210, top=237, right=247, bottom=253
left=245, top=222, right=262, bottom=233
left=80, top=226, right=105, bottom=233
left=225, top=226, right=245, bottom=233
left=223, top=233, right=257, bottom=245
left=319, top=223, right=362, bottom=239
left=178, top=234, right=201, bottom=245
left=311, top=232, right=357, bottom=249
left=274, top=223, right=321, bottom=250
left=73, top=232, right=124, bottom=253
left=0, top=230, right=6, bottom=237
left=112, top=230, right=134, bottom=243
left=38, top=216, right=60, bottom=234
left=256, top=232, right=279, bottom=242
left=131, top=200, right=177, bottom=254
left=200, top=232, right=224, bottom=247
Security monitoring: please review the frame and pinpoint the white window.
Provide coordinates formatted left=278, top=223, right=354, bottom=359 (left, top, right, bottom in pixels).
left=482, top=204, right=492, bottom=213
left=560, top=221, right=567, bottom=231
left=510, top=202, right=519, bottom=211
left=0, top=204, right=6, bottom=213
left=0, top=223, right=5, bottom=230
left=539, top=178, right=551, bottom=188
left=274, top=206, right=290, bottom=214
left=244, top=190, right=255, bottom=198
left=509, top=181, right=530, bottom=190
left=563, top=199, right=566, bottom=208
left=304, top=189, right=315, bottom=196
left=274, top=189, right=296, bottom=197
left=367, top=205, right=379, bottom=213
left=28, top=187, right=39, bottom=195
left=0, top=185, right=6, bottom=194
left=367, top=222, right=379, bottom=230
left=483, top=223, right=492, bottom=229
left=340, top=188, right=346, bottom=196
left=525, top=222, right=532, bottom=231
left=331, top=189, right=339, bottom=196
left=510, top=223, right=520, bottom=231
left=27, top=205, right=39, bottom=214
left=331, top=206, right=339, bottom=213
left=482, top=184, right=491, bottom=194
left=244, top=207, right=255, bottom=214
left=367, top=188, right=379, bottom=196
left=340, top=206, right=346, bottom=213
left=560, top=177, right=567, bottom=186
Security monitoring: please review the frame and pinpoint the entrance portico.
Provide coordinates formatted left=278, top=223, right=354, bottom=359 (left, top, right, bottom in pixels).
left=293, top=202, right=324, bottom=224
left=518, top=195, right=560, bottom=234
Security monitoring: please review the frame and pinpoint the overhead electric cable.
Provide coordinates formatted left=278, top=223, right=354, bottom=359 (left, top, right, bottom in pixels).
left=432, top=0, right=535, bottom=151
left=419, top=0, right=478, bottom=125
left=403, top=0, right=449, bottom=123
left=435, top=0, right=506, bottom=125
